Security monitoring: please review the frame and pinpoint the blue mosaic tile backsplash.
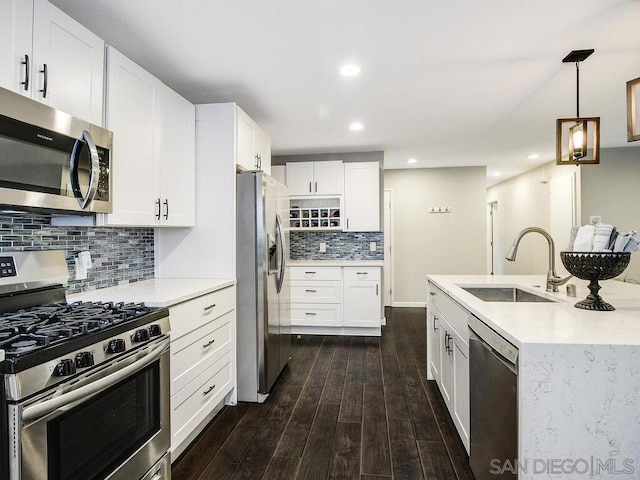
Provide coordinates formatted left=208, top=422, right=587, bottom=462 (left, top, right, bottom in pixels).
left=0, top=212, right=154, bottom=294
left=290, top=231, right=384, bottom=260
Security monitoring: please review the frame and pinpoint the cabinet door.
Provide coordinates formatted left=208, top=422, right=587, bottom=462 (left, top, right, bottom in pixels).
left=343, top=280, right=381, bottom=328
left=452, top=334, right=470, bottom=453
left=254, top=125, right=271, bottom=175
left=159, top=84, right=195, bottom=227
left=102, top=47, right=161, bottom=226
left=344, top=162, right=380, bottom=232
left=427, top=308, right=441, bottom=383
left=0, top=0, right=33, bottom=96
left=439, top=322, right=454, bottom=408
left=313, top=161, right=344, bottom=195
left=236, top=107, right=257, bottom=171
left=32, top=0, right=105, bottom=125
left=286, top=162, right=314, bottom=196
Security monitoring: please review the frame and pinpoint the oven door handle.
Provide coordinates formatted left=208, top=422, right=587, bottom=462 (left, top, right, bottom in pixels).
left=22, top=339, right=168, bottom=423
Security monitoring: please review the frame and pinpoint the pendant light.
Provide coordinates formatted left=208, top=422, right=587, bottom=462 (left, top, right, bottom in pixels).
left=556, top=49, right=600, bottom=165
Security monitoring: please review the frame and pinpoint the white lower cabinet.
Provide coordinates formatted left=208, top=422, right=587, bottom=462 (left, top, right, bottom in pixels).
left=169, top=285, right=237, bottom=459
left=427, top=281, right=470, bottom=453
left=290, top=265, right=382, bottom=335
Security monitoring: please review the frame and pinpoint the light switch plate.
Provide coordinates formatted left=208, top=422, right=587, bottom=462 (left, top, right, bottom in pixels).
left=589, top=215, right=602, bottom=225
left=370, top=242, right=377, bottom=251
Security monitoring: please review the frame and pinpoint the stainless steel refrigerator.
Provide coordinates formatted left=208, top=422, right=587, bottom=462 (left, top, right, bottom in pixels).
left=236, top=170, right=290, bottom=403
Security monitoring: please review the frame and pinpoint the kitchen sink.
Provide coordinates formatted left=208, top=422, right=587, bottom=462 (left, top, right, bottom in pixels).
left=460, top=286, right=555, bottom=303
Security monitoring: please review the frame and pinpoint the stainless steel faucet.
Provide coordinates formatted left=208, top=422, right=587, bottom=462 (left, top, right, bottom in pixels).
left=505, top=227, right=573, bottom=292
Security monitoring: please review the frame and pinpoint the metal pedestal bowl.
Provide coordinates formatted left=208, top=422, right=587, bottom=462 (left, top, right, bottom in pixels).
left=560, top=251, right=631, bottom=311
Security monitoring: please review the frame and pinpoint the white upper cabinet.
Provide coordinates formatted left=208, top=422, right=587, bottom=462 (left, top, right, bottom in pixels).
left=0, top=0, right=105, bottom=125
left=236, top=107, right=271, bottom=174
left=100, top=47, right=195, bottom=227
left=343, top=162, right=380, bottom=232
left=286, top=161, right=344, bottom=196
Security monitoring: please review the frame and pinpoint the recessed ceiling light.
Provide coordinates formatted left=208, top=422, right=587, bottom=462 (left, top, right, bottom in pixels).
left=340, top=64, right=361, bottom=76
left=493, top=172, right=502, bottom=177
left=349, top=122, right=363, bottom=131
left=528, top=153, right=540, bottom=160
left=407, top=158, right=417, bottom=164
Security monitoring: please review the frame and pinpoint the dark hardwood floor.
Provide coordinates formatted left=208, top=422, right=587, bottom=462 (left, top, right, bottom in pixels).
left=172, top=307, right=474, bottom=480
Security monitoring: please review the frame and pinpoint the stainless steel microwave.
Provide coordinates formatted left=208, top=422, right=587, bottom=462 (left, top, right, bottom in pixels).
left=0, top=86, right=112, bottom=214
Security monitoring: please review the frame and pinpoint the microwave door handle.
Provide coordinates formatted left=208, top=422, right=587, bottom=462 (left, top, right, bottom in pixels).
left=69, top=130, right=100, bottom=209
left=22, top=339, right=168, bottom=423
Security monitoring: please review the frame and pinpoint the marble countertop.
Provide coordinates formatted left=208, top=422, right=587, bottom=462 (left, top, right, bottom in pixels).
left=427, top=274, right=640, bottom=347
left=289, top=259, right=383, bottom=267
left=68, top=278, right=236, bottom=308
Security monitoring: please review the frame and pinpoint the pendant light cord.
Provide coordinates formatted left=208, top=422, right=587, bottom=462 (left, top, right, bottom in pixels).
left=576, top=61, right=580, bottom=118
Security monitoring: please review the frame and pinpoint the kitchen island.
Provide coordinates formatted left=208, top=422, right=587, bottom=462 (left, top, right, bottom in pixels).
left=427, top=274, right=640, bottom=480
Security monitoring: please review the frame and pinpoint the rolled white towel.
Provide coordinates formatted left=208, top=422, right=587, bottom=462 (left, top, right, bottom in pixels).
left=573, top=224, right=595, bottom=251
left=592, top=223, right=614, bottom=252
left=624, top=231, right=639, bottom=252
left=566, top=225, right=579, bottom=251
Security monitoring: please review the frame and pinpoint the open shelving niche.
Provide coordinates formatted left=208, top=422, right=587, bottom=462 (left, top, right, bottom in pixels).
left=289, top=196, right=341, bottom=230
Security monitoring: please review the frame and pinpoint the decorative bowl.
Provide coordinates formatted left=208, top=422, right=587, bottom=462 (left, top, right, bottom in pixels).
left=560, top=251, right=631, bottom=311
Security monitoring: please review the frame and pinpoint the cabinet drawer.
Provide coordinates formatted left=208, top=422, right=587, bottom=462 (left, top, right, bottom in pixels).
left=291, top=281, right=342, bottom=303
left=291, top=303, right=342, bottom=326
left=428, top=282, right=469, bottom=342
left=289, top=266, right=342, bottom=281
left=171, top=352, right=233, bottom=450
left=171, top=310, right=234, bottom=395
left=343, top=267, right=381, bottom=281
left=170, top=286, right=235, bottom=339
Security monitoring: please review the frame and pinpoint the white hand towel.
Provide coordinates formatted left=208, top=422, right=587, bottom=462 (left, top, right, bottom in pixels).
left=573, top=225, right=595, bottom=252
left=592, top=223, right=614, bottom=252
left=566, top=225, right=579, bottom=251
left=614, top=232, right=630, bottom=252
left=624, top=231, right=640, bottom=252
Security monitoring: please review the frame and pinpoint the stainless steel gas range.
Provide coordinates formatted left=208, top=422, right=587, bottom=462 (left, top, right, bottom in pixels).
left=0, top=251, right=171, bottom=480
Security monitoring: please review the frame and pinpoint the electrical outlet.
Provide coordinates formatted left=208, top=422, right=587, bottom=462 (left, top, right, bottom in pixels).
left=370, top=242, right=377, bottom=252
left=319, top=242, right=327, bottom=253
left=589, top=216, right=602, bottom=225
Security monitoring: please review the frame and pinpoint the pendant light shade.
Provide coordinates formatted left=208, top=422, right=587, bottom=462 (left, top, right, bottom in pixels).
left=556, top=49, right=600, bottom=165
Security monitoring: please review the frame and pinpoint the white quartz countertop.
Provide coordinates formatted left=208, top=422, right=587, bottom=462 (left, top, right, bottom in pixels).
left=427, top=274, right=640, bottom=347
left=289, top=259, right=383, bottom=267
left=68, top=278, right=236, bottom=308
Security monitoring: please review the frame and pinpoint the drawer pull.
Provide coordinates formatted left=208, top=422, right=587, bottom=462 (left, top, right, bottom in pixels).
left=429, top=291, right=436, bottom=296
left=304, top=271, right=316, bottom=274
left=305, top=289, right=317, bottom=293
left=203, top=385, right=216, bottom=395
left=203, top=339, right=216, bottom=349
left=305, top=312, right=317, bottom=316
left=204, top=304, right=216, bottom=311
left=356, top=272, right=369, bottom=275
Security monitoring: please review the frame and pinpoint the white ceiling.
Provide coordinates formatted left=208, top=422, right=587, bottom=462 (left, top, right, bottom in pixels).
left=51, top=0, right=640, bottom=184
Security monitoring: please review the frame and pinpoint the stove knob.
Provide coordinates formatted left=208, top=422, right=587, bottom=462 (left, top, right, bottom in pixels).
left=149, top=324, right=162, bottom=337
left=106, top=338, right=126, bottom=354
left=133, top=329, right=151, bottom=343
left=75, top=351, right=95, bottom=368
left=54, top=359, right=77, bottom=376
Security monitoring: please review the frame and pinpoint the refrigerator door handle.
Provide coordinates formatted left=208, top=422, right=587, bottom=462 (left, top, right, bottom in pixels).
left=275, top=213, right=286, bottom=293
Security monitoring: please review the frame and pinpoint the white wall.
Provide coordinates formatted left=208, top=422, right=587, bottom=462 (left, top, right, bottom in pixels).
left=487, top=161, right=580, bottom=277
left=580, top=147, right=640, bottom=282
left=384, top=167, right=486, bottom=306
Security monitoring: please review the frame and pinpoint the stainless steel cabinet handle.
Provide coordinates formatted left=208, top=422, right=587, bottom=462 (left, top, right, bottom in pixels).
left=304, top=271, right=316, bottom=274
left=433, top=316, right=438, bottom=332
left=305, top=312, right=317, bottom=316
left=204, top=304, right=216, bottom=311
left=202, top=339, right=215, bottom=348
left=444, top=332, right=450, bottom=352
left=39, top=63, right=47, bottom=98
left=203, top=385, right=216, bottom=395
left=155, top=198, right=161, bottom=220
left=356, top=272, right=368, bottom=275
left=163, top=199, right=169, bottom=220
left=429, top=291, right=436, bottom=296
left=305, top=289, right=317, bottom=293
left=309, top=181, right=312, bottom=193
left=315, top=181, right=318, bottom=193
left=21, top=54, right=29, bottom=91
left=376, top=284, right=379, bottom=296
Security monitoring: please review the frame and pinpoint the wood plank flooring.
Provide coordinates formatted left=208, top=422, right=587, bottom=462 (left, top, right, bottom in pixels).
left=172, top=307, right=474, bottom=480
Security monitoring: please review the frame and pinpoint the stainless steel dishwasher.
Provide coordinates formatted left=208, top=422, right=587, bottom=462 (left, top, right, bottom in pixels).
left=468, top=315, right=518, bottom=480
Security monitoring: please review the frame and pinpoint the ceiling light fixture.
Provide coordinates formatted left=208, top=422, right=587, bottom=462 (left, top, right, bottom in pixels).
left=340, top=64, right=361, bottom=77
left=556, top=49, right=600, bottom=165
left=407, top=158, right=417, bottom=164
left=349, top=122, right=363, bottom=131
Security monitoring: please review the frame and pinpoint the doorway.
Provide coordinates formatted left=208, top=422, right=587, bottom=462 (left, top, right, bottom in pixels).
left=383, top=189, right=393, bottom=306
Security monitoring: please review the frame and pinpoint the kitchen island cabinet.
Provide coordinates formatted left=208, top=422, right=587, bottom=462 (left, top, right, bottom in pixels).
left=69, top=278, right=236, bottom=460
left=427, top=274, right=640, bottom=480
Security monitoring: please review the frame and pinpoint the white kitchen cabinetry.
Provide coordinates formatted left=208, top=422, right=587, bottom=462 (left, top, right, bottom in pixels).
left=427, top=281, right=470, bottom=453
left=288, top=197, right=342, bottom=230
left=236, top=107, right=271, bottom=174
left=343, top=267, right=381, bottom=328
left=0, top=0, right=104, bottom=125
left=290, top=265, right=382, bottom=336
left=169, top=285, right=237, bottom=459
left=100, top=47, right=195, bottom=227
left=343, top=162, right=380, bottom=232
left=286, top=161, right=343, bottom=196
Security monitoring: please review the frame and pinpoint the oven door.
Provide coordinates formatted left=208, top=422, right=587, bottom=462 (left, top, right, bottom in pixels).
left=8, top=337, right=170, bottom=480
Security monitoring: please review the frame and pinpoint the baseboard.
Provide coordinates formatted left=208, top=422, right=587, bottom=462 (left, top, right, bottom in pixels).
left=391, top=301, right=427, bottom=308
